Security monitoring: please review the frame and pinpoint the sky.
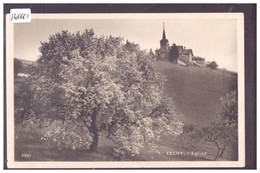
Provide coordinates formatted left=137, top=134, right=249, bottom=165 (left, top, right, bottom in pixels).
left=14, top=18, right=238, bottom=72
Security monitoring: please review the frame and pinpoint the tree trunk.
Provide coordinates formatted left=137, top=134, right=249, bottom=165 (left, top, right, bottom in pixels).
left=89, top=108, right=99, bottom=153
left=219, top=146, right=226, bottom=158
left=89, top=130, right=99, bottom=152
left=108, top=125, right=111, bottom=137
left=214, top=146, right=221, bottom=160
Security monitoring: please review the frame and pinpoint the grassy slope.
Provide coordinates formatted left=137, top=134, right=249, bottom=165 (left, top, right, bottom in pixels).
left=155, top=60, right=237, bottom=125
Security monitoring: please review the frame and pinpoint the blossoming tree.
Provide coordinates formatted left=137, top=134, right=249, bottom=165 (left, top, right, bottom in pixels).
left=16, top=29, right=183, bottom=156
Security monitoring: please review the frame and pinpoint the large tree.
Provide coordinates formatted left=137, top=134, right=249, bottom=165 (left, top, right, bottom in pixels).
left=16, top=29, right=183, bottom=156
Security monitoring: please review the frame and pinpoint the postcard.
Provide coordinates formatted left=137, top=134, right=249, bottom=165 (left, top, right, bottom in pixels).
left=5, top=12, right=245, bottom=168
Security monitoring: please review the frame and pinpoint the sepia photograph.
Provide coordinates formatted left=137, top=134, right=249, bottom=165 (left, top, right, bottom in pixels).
left=5, top=6, right=250, bottom=168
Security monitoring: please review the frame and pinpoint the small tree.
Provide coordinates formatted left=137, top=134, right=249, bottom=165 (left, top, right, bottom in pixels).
left=201, top=120, right=236, bottom=160
left=200, top=90, right=238, bottom=160
left=206, top=61, right=218, bottom=70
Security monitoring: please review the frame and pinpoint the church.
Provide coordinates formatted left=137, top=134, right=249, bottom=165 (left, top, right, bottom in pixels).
left=155, top=23, right=194, bottom=65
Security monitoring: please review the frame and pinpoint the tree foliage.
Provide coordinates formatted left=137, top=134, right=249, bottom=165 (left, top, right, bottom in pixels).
left=168, top=44, right=179, bottom=63
left=192, top=56, right=205, bottom=63
left=149, top=49, right=156, bottom=59
left=206, top=61, right=218, bottom=70
left=220, top=90, right=238, bottom=129
left=15, top=29, right=183, bottom=156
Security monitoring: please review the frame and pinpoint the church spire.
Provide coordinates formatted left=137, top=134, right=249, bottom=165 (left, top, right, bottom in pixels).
left=162, top=21, right=166, bottom=40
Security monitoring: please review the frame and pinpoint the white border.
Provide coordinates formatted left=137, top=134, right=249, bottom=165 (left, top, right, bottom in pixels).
left=6, top=13, right=245, bottom=168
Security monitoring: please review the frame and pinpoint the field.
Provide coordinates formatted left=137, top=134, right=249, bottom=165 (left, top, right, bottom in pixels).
left=14, top=60, right=238, bottom=161
left=155, top=60, right=237, bottom=125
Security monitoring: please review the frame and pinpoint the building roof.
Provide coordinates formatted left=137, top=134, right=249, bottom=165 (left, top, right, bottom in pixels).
left=176, top=46, right=184, bottom=52
left=124, top=40, right=140, bottom=52
left=180, top=49, right=193, bottom=56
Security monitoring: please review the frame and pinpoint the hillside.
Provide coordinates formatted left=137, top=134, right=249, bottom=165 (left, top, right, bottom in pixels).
left=14, top=58, right=35, bottom=71
left=155, top=60, right=237, bottom=125
left=16, top=58, right=35, bottom=65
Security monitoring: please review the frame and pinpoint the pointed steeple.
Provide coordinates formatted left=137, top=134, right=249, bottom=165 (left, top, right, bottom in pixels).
left=162, top=21, right=166, bottom=40
left=160, top=20, right=169, bottom=55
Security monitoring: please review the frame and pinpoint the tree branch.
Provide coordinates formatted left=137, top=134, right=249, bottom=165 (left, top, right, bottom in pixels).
left=39, top=119, right=55, bottom=128
left=82, top=119, right=92, bottom=132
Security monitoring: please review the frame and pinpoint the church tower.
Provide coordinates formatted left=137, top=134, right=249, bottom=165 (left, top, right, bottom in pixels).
left=159, top=22, right=169, bottom=59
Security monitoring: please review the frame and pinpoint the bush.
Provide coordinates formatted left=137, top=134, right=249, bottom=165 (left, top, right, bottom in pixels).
left=206, top=61, right=218, bottom=70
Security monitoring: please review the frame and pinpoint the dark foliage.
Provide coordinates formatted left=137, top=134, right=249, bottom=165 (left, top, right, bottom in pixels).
left=206, top=61, right=218, bottom=70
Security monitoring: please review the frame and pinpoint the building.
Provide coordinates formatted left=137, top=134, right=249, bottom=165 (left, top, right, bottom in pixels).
left=155, top=23, right=194, bottom=65
left=179, top=49, right=193, bottom=63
